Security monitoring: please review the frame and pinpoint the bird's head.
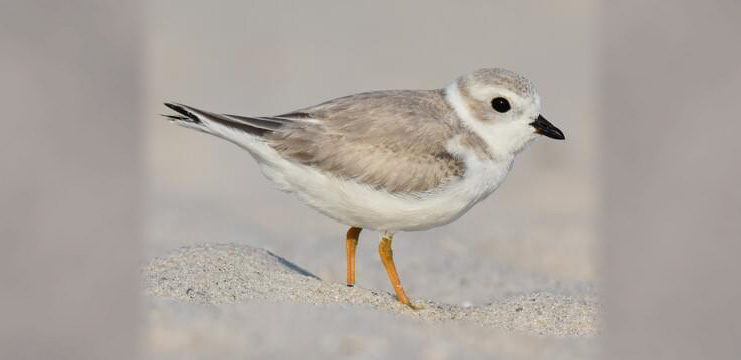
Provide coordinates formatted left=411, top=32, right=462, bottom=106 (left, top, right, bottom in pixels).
left=447, top=68, right=564, bottom=157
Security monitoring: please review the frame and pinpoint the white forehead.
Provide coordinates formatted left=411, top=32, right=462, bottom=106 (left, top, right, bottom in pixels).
left=458, top=68, right=540, bottom=108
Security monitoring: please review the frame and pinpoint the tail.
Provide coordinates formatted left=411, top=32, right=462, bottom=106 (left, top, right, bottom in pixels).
left=161, top=102, right=302, bottom=191
left=161, top=102, right=287, bottom=140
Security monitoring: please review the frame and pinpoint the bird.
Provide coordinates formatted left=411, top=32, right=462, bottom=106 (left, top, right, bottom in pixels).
left=162, top=68, right=564, bottom=309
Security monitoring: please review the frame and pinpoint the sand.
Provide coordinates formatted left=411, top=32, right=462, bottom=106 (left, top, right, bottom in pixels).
left=142, top=243, right=601, bottom=359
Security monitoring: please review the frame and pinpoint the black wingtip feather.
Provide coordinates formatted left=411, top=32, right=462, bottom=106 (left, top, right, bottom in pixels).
left=163, top=102, right=201, bottom=123
left=159, top=113, right=190, bottom=121
left=162, top=102, right=272, bottom=137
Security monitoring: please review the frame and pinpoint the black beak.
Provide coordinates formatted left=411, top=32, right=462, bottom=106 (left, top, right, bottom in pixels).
left=530, top=114, right=565, bottom=140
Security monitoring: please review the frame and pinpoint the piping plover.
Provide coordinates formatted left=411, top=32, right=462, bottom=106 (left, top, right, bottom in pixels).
left=163, top=68, right=564, bottom=308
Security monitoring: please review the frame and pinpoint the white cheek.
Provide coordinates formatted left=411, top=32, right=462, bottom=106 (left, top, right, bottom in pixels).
left=446, top=83, right=538, bottom=158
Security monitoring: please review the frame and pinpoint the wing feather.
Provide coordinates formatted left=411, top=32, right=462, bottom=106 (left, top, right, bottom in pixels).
left=265, top=90, right=468, bottom=193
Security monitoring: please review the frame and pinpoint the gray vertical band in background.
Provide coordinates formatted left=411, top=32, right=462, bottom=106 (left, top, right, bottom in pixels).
left=604, top=2, right=741, bottom=359
left=0, top=2, right=141, bottom=359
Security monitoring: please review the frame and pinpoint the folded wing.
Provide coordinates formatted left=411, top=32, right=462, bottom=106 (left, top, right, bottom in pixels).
left=264, top=90, right=466, bottom=194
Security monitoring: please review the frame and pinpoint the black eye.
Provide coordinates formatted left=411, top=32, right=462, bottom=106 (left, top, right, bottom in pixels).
left=491, top=97, right=511, bottom=113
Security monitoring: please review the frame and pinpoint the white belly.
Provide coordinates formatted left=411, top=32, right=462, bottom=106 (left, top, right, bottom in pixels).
left=247, top=141, right=514, bottom=232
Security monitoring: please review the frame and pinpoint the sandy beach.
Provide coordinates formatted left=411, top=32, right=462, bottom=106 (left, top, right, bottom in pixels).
left=144, top=243, right=599, bottom=333
left=142, top=240, right=600, bottom=358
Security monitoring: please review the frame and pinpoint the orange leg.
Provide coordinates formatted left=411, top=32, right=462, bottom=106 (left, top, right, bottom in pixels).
left=345, top=227, right=362, bottom=287
left=378, top=233, right=418, bottom=309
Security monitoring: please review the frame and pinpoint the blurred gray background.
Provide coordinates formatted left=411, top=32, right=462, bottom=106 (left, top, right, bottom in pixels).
left=604, top=2, right=741, bottom=359
left=1, top=2, right=141, bottom=359
left=146, top=0, right=600, bottom=300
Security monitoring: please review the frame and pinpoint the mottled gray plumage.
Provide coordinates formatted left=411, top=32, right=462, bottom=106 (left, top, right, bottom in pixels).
left=266, top=90, right=477, bottom=193
left=464, top=68, right=536, bottom=98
